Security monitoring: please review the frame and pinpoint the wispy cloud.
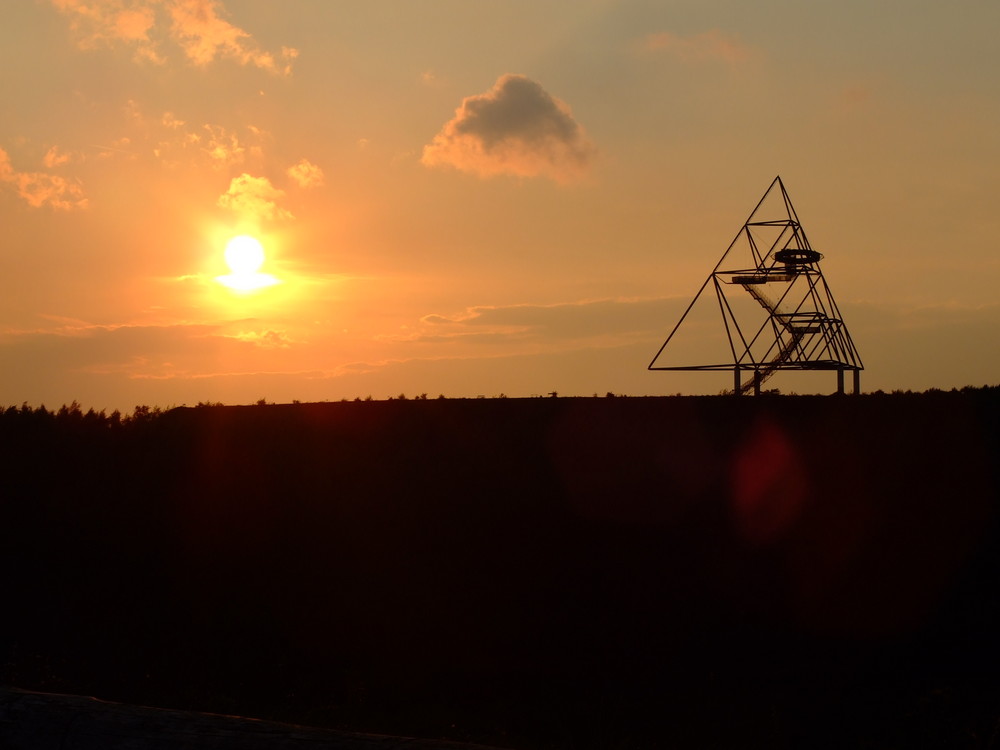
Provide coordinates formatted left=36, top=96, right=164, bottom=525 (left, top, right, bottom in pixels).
left=422, top=74, right=596, bottom=184
left=42, top=146, right=73, bottom=168
left=50, top=0, right=161, bottom=62
left=0, top=320, right=210, bottom=380
left=0, top=318, right=300, bottom=379
left=49, top=0, right=298, bottom=73
left=420, top=70, right=444, bottom=88
left=140, top=107, right=267, bottom=169
left=389, top=297, right=680, bottom=348
left=201, top=123, right=249, bottom=167
left=286, top=158, right=324, bottom=189
left=639, top=29, right=755, bottom=66
left=217, top=173, right=292, bottom=222
left=225, top=329, right=295, bottom=349
left=167, top=0, right=297, bottom=72
left=0, top=147, right=88, bottom=210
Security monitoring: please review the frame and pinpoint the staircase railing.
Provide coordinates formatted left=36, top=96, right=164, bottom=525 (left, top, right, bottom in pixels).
left=735, top=282, right=812, bottom=394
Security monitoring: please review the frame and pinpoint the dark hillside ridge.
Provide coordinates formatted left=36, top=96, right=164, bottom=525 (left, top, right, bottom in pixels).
left=2, top=390, right=999, bottom=748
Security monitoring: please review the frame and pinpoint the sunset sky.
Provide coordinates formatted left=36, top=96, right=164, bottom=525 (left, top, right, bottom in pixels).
left=2, top=0, right=998, bottom=411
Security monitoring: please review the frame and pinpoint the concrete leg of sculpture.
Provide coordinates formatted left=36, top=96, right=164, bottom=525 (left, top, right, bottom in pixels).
left=837, top=369, right=845, bottom=395
left=853, top=369, right=861, bottom=395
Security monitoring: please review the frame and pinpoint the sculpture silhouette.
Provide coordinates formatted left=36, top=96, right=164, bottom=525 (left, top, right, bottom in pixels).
left=649, top=176, right=863, bottom=394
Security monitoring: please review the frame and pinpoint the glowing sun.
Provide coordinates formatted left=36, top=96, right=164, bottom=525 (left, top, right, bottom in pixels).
left=217, top=235, right=279, bottom=292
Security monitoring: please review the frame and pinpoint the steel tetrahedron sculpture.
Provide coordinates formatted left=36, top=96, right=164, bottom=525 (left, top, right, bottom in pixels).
left=648, top=177, right=863, bottom=394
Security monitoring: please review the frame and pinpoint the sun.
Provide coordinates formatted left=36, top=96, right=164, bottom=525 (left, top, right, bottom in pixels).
left=225, top=235, right=265, bottom=275
left=216, top=235, right=279, bottom=292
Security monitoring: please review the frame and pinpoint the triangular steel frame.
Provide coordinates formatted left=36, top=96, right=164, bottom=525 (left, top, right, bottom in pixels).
left=648, top=177, right=863, bottom=395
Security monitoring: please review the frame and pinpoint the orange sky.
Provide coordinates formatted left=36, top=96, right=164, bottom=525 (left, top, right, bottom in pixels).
left=2, top=1, right=998, bottom=410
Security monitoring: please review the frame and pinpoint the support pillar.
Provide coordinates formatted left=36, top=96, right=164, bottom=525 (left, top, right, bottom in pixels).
left=837, top=369, right=845, bottom=395
left=853, top=369, right=861, bottom=395
left=753, top=370, right=761, bottom=396
left=734, top=367, right=741, bottom=395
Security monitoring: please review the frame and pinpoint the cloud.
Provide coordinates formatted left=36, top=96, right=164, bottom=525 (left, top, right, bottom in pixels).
left=286, top=159, right=324, bottom=189
left=421, top=74, right=596, bottom=184
left=217, top=173, right=292, bottom=221
left=49, top=0, right=163, bottom=62
left=43, top=146, right=73, bottom=168
left=49, top=0, right=297, bottom=73
left=201, top=124, right=246, bottom=167
left=167, top=0, right=297, bottom=73
left=144, top=113, right=266, bottom=168
left=420, top=70, right=443, bottom=88
left=226, top=329, right=295, bottom=349
left=0, top=317, right=304, bottom=376
left=161, top=111, right=186, bottom=129
left=0, top=147, right=88, bottom=210
left=639, top=29, right=754, bottom=65
left=0, top=320, right=213, bottom=375
left=392, top=297, right=682, bottom=348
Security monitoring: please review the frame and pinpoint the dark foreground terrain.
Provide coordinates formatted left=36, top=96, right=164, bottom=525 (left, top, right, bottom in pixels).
left=2, top=389, right=999, bottom=748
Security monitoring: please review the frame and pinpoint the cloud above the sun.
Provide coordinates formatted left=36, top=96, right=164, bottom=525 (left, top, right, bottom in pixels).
left=217, top=173, right=292, bottom=222
left=49, top=0, right=298, bottom=73
left=422, top=74, right=596, bottom=184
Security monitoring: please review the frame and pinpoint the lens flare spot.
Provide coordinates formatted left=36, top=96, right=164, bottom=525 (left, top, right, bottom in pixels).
left=731, top=418, right=808, bottom=545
